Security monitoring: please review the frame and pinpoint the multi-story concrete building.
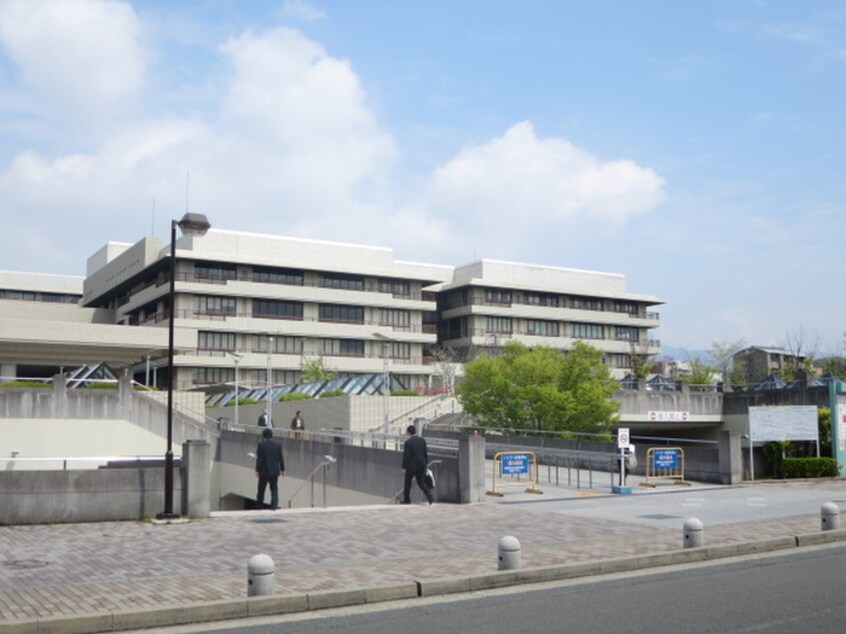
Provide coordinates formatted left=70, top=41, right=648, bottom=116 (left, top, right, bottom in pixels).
left=1, top=229, right=662, bottom=390
left=437, top=260, right=662, bottom=370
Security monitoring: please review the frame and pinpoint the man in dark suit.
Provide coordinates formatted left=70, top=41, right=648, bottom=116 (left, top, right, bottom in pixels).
left=255, top=428, right=285, bottom=509
left=401, top=424, right=434, bottom=505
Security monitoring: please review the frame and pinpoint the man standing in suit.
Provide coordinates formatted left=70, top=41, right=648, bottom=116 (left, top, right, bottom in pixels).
left=257, top=408, right=270, bottom=428
left=255, top=428, right=285, bottom=509
left=401, top=424, right=434, bottom=505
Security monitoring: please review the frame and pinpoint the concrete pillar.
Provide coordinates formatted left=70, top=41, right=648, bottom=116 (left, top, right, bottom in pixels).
left=247, top=554, right=275, bottom=596
left=459, top=433, right=486, bottom=503
left=683, top=517, right=704, bottom=548
left=498, top=536, right=521, bottom=570
left=182, top=440, right=210, bottom=518
left=118, top=374, right=133, bottom=421
left=821, top=503, right=840, bottom=531
left=51, top=374, right=67, bottom=419
left=718, top=430, right=743, bottom=485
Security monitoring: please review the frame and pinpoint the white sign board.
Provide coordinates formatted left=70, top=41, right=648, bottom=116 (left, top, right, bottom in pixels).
left=648, top=411, right=690, bottom=422
left=749, top=406, right=819, bottom=443
left=617, top=427, right=630, bottom=448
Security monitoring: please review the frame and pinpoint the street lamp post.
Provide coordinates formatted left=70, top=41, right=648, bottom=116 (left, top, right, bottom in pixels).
left=266, top=335, right=274, bottom=428
left=157, top=212, right=210, bottom=521
left=373, top=332, right=391, bottom=432
left=227, top=351, right=243, bottom=428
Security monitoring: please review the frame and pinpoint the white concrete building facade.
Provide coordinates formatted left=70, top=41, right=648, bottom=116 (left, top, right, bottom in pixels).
left=1, top=229, right=662, bottom=389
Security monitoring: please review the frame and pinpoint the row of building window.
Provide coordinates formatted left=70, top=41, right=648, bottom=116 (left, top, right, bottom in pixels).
left=195, top=296, right=417, bottom=327
left=197, top=331, right=412, bottom=359
left=484, top=318, right=640, bottom=341
left=191, top=262, right=412, bottom=297
left=441, top=288, right=641, bottom=315
left=0, top=289, right=81, bottom=304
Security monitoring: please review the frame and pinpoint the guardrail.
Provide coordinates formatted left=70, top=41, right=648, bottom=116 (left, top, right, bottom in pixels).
left=0, top=455, right=175, bottom=471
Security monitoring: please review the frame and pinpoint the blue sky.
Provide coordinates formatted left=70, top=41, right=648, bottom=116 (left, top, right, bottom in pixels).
left=0, top=1, right=844, bottom=354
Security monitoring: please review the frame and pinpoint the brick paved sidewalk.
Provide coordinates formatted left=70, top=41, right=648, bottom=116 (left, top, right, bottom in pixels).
left=0, top=498, right=825, bottom=624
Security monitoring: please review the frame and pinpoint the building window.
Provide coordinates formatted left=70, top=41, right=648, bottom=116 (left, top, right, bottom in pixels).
left=194, top=262, right=237, bottom=281
left=615, top=326, right=639, bottom=341
left=486, top=316, right=513, bottom=334
left=196, top=295, right=236, bottom=316
left=572, top=296, right=603, bottom=311
left=253, top=299, right=303, bottom=320
left=379, top=341, right=411, bottom=359
left=378, top=279, right=411, bottom=297
left=252, top=266, right=304, bottom=286
left=320, top=339, right=365, bottom=357
left=198, top=331, right=235, bottom=351
left=572, top=322, right=604, bottom=339
left=252, top=335, right=303, bottom=354
left=379, top=308, right=411, bottom=328
left=526, top=319, right=560, bottom=336
left=484, top=288, right=512, bottom=306
left=319, top=304, right=364, bottom=323
left=525, top=291, right=559, bottom=307
left=319, top=273, right=364, bottom=291
left=607, top=353, right=631, bottom=368
left=612, top=301, right=638, bottom=315
left=193, top=367, right=234, bottom=384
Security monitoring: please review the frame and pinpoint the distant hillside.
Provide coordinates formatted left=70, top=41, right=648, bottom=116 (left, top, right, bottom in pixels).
left=658, top=345, right=711, bottom=363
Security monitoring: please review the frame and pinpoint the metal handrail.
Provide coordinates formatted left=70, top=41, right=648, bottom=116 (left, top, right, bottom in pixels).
left=286, top=455, right=336, bottom=509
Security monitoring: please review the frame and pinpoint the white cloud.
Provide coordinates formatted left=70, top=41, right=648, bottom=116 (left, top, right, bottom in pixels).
left=415, top=122, right=665, bottom=259
left=0, top=0, right=147, bottom=128
left=280, top=1, right=326, bottom=23
left=0, top=10, right=664, bottom=273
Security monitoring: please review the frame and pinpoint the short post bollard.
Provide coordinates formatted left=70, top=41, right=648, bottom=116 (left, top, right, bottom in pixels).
left=498, top=535, right=521, bottom=570
left=821, top=502, right=840, bottom=531
left=683, top=518, right=704, bottom=549
left=247, top=554, right=275, bottom=597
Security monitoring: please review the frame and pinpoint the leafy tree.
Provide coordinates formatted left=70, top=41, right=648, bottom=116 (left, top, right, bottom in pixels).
left=456, top=341, right=619, bottom=433
left=300, top=356, right=335, bottom=382
left=708, top=338, right=746, bottom=388
left=628, top=340, right=652, bottom=380
left=677, top=358, right=715, bottom=386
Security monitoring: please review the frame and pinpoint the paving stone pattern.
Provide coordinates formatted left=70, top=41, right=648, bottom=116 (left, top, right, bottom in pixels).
left=0, top=486, right=830, bottom=624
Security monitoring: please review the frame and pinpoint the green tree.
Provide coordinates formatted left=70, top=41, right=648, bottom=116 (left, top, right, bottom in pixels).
left=678, top=359, right=715, bottom=386
left=708, top=338, right=746, bottom=388
left=456, top=341, right=619, bottom=433
left=300, top=356, right=335, bottom=382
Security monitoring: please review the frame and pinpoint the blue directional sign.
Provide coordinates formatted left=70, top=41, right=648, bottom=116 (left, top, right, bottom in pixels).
left=501, top=453, right=530, bottom=476
left=653, top=449, right=679, bottom=469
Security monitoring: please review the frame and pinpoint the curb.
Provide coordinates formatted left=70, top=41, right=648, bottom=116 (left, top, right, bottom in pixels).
left=4, top=529, right=846, bottom=634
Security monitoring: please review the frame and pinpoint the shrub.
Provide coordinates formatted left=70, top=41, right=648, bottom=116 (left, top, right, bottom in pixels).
left=0, top=380, right=51, bottom=388
left=390, top=389, right=420, bottom=397
left=781, top=457, right=838, bottom=479
left=85, top=382, right=118, bottom=390
left=224, top=397, right=260, bottom=407
left=281, top=393, right=312, bottom=402
left=319, top=389, right=345, bottom=398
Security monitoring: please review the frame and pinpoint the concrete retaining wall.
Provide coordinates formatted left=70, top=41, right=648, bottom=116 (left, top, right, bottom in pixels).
left=0, top=440, right=209, bottom=525
left=219, top=429, right=467, bottom=505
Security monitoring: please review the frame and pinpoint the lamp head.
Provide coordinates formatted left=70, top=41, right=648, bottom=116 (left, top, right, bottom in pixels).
left=176, top=212, right=211, bottom=237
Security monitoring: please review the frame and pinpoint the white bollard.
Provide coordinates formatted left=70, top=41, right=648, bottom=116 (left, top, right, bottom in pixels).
left=498, top=535, right=521, bottom=570
left=821, top=502, right=840, bottom=531
left=247, top=554, right=275, bottom=597
left=683, top=518, right=704, bottom=548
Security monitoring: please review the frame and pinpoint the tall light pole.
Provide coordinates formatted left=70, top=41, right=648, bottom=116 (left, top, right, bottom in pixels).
left=157, top=212, right=210, bottom=521
left=373, top=332, right=391, bottom=432
left=227, top=351, right=243, bottom=428
left=266, top=334, right=274, bottom=428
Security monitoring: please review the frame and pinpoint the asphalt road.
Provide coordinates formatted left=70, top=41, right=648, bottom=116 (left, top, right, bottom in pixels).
left=160, top=544, right=846, bottom=634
